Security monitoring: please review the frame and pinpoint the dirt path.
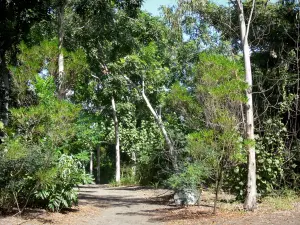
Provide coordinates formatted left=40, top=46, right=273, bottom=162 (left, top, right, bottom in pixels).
left=1, top=185, right=300, bottom=225
left=0, top=185, right=174, bottom=225
left=77, top=185, right=173, bottom=225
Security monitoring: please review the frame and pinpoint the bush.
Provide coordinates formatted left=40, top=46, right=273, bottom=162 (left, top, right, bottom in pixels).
left=167, top=162, right=210, bottom=192
left=0, top=147, right=92, bottom=212
left=34, top=154, right=92, bottom=211
left=0, top=76, right=93, bottom=212
left=0, top=141, right=48, bottom=212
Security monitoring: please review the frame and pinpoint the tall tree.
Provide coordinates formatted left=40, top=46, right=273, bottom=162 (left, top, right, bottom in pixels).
left=235, top=0, right=257, bottom=211
left=0, top=0, right=50, bottom=125
left=111, top=96, right=120, bottom=183
left=171, top=0, right=257, bottom=210
left=114, top=40, right=179, bottom=170
left=57, top=0, right=68, bottom=99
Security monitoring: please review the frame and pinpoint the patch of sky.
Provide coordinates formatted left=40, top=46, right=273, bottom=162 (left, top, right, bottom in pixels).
left=141, top=0, right=229, bottom=17
left=142, top=0, right=229, bottom=42
left=141, top=0, right=176, bottom=16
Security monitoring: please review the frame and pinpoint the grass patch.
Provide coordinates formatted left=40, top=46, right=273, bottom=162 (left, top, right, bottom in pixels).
left=260, top=189, right=300, bottom=211
left=108, top=175, right=138, bottom=187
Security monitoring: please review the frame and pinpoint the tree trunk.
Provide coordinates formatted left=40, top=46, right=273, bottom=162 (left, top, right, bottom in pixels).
left=96, top=145, right=101, bottom=184
left=123, top=75, right=178, bottom=170
left=57, top=1, right=66, bottom=99
left=0, top=53, right=9, bottom=126
left=141, top=87, right=178, bottom=170
left=131, top=151, right=136, bottom=177
left=90, top=151, right=93, bottom=175
left=236, top=0, right=257, bottom=211
left=112, top=96, right=121, bottom=183
left=213, top=167, right=224, bottom=214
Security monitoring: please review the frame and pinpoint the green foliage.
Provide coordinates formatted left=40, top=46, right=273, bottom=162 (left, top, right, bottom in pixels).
left=0, top=141, right=48, bottom=212
left=34, top=154, right=92, bottom=211
left=9, top=40, right=58, bottom=100
left=109, top=166, right=138, bottom=186
left=34, top=75, right=57, bottom=103
left=167, top=162, right=210, bottom=191
left=74, top=113, right=106, bottom=154
left=188, top=129, right=245, bottom=166
left=227, top=118, right=286, bottom=199
left=196, top=53, right=247, bottom=103
left=9, top=40, right=90, bottom=105
left=0, top=121, right=4, bottom=133
left=169, top=53, right=247, bottom=198
left=113, top=41, right=170, bottom=98
left=106, top=113, right=167, bottom=185
left=256, top=118, right=286, bottom=195
left=0, top=77, right=93, bottom=212
left=10, top=76, right=81, bottom=147
left=190, top=54, right=246, bottom=165
left=166, top=82, right=203, bottom=131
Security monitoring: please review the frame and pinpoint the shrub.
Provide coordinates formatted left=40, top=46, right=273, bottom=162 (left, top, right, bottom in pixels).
left=0, top=77, right=93, bottom=212
left=34, top=154, right=93, bottom=211
left=167, top=162, right=210, bottom=192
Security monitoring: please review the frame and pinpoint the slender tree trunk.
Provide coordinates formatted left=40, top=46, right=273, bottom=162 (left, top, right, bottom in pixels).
left=131, top=151, right=136, bottom=177
left=213, top=169, right=223, bottom=215
left=58, top=1, right=66, bottom=99
left=0, top=53, right=9, bottom=126
left=96, top=145, right=101, bottom=184
left=112, top=96, right=120, bottom=183
left=90, top=151, right=93, bottom=175
left=123, top=75, right=178, bottom=170
left=141, top=85, right=178, bottom=170
left=236, top=0, right=257, bottom=211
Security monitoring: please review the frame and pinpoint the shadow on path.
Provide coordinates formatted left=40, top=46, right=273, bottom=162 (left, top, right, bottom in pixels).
left=77, top=185, right=216, bottom=224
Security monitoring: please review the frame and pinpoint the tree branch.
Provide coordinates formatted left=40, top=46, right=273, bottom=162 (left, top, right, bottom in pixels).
left=245, top=0, right=256, bottom=41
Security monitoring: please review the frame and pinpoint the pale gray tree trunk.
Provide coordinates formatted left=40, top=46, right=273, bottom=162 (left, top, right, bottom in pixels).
left=96, top=145, right=101, bottom=184
left=236, top=0, right=257, bottom=211
left=123, top=75, right=178, bottom=170
left=141, top=81, right=178, bottom=170
left=131, top=151, right=136, bottom=177
left=58, top=1, right=66, bottom=99
left=112, top=96, right=121, bottom=183
left=89, top=151, right=93, bottom=175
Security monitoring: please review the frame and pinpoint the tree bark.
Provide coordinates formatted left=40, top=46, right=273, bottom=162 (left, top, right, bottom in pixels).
left=236, top=0, right=257, bottom=211
left=90, top=151, right=93, bottom=175
left=131, top=151, right=136, bottom=177
left=213, top=169, right=223, bottom=214
left=141, top=85, right=178, bottom=170
left=123, top=75, right=178, bottom=170
left=96, top=145, right=101, bottom=184
left=0, top=53, right=9, bottom=126
left=112, top=96, right=121, bottom=183
left=57, top=1, right=66, bottom=99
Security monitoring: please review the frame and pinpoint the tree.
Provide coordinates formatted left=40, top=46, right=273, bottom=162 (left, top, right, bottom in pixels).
left=0, top=0, right=51, bottom=125
left=112, top=41, right=179, bottom=170
left=111, top=96, right=120, bottom=182
left=166, top=53, right=247, bottom=211
left=69, top=1, right=144, bottom=182
left=236, top=0, right=257, bottom=210
left=170, top=0, right=257, bottom=210
left=57, top=0, right=68, bottom=99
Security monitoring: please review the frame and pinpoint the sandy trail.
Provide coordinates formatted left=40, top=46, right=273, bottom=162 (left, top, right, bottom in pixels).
left=1, top=185, right=300, bottom=225
left=0, top=185, right=173, bottom=225
left=77, top=185, right=173, bottom=225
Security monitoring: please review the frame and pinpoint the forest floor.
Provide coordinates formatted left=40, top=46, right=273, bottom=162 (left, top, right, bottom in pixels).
left=1, top=184, right=300, bottom=225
